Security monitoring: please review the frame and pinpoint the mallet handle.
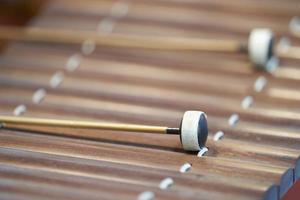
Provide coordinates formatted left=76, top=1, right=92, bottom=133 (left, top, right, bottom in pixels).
left=0, top=115, right=168, bottom=134
left=0, top=26, right=243, bottom=52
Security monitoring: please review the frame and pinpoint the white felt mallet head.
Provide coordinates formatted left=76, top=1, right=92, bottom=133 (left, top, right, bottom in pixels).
left=180, top=111, right=208, bottom=151
left=248, top=28, right=276, bottom=71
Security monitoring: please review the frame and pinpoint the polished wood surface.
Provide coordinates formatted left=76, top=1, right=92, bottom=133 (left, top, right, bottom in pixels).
left=0, top=0, right=299, bottom=199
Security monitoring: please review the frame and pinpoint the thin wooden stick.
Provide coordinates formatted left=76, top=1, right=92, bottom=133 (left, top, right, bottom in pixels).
left=0, top=26, right=243, bottom=52
left=0, top=115, right=168, bottom=134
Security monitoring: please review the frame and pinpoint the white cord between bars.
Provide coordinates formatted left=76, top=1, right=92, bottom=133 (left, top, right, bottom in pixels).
left=277, top=37, right=291, bottom=54
left=81, top=39, right=96, bottom=55
left=254, top=76, right=267, bottom=92
left=289, top=16, right=300, bottom=34
left=32, top=88, right=47, bottom=104
left=179, top=163, right=192, bottom=173
left=50, top=71, right=64, bottom=88
left=213, top=131, right=224, bottom=141
left=66, top=54, right=82, bottom=71
left=159, top=177, right=174, bottom=190
left=13, top=104, right=27, bottom=116
left=265, top=56, right=279, bottom=73
left=228, top=114, right=239, bottom=127
left=137, top=191, right=155, bottom=200
left=197, top=147, right=208, bottom=157
left=97, top=18, right=115, bottom=33
left=241, top=96, right=253, bottom=109
left=110, top=1, right=129, bottom=19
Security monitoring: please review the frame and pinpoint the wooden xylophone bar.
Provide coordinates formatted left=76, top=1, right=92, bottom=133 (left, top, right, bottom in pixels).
left=0, top=0, right=300, bottom=200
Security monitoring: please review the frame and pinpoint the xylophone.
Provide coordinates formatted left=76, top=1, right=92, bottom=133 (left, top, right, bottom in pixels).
left=0, top=0, right=299, bottom=200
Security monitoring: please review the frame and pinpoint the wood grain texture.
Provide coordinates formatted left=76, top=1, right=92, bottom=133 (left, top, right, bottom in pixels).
left=0, top=0, right=299, bottom=199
